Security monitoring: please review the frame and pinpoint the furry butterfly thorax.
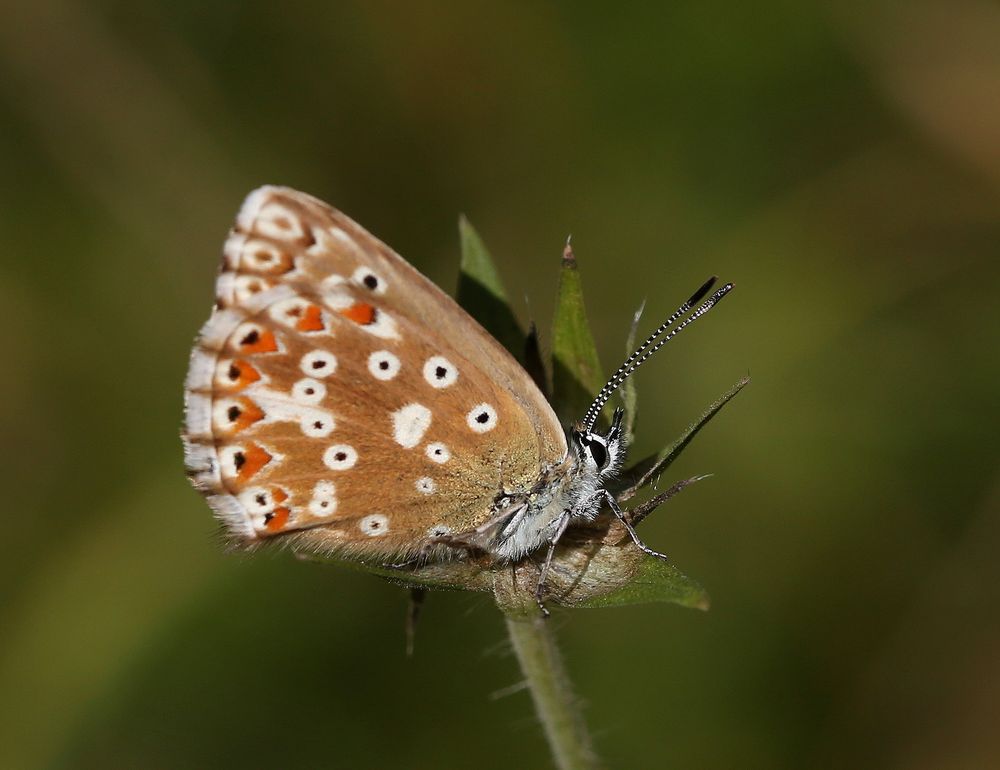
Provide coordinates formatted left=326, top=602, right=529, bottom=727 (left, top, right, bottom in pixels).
left=183, top=187, right=732, bottom=603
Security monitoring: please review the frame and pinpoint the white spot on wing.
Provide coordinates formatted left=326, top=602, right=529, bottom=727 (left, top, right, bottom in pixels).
left=300, top=350, right=337, bottom=377
left=428, top=524, right=452, bottom=537
left=214, top=358, right=264, bottom=389
left=314, top=481, right=336, bottom=497
left=351, top=266, right=387, bottom=295
left=423, top=356, right=459, bottom=388
left=308, top=481, right=338, bottom=517
left=416, top=477, right=436, bottom=494
left=244, top=239, right=287, bottom=272
left=425, top=442, right=451, bottom=464
left=233, top=274, right=273, bottom=304
left=467, top=403, right=498, bottom=433
left=269, top=296, right=311, bottom=327
left=321, top=289, right=354, bottom=312
left=368, top=350, right=400, bottom=380
left=229, top=322, right=283, bottom=354
left=291, top=378, right=326, bottom=405
left=212, top=398, right=244, bottom=431
left=327, top=226, right=353, bottom=246
left=218, top=445, right=246, bottom=480
left=359, top=513, right=389, bottom=536
left=254, top=202, right=305, bottom=241
left=300, top=414, right=335, bottom=438
left=323, top=444, right=358, bottom=470
left=392, top=404, right=432, bottom=448
left=361, top=309, right=399, bottom=340
left=239, top=487, right=276, bottom=514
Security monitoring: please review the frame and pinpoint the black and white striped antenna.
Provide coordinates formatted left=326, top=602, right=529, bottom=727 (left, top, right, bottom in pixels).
left=581, top=277, right=734, bottom=431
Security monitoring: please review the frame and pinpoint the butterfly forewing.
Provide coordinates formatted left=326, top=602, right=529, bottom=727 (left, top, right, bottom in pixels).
left=184, top=187, right=567, bottom=560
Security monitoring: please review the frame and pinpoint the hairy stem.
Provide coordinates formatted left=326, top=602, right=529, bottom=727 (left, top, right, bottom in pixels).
left=504, top=615, right=598, bottom=770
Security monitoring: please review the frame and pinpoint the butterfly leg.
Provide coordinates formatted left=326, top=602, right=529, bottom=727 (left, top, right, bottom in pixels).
left=534, top=511, right=572, bottom=617
left=386, top=551, right=427, bottom=569
left=603, top=490, right=671, bottom=561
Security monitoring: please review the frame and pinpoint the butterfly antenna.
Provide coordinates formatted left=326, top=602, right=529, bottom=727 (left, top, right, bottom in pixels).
left=582, top=278, right=734, bottom=431
left=580, top=276, right=718, bottom=428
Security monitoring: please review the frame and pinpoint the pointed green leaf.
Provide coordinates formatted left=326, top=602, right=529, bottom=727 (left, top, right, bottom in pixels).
left=616, top=376, right=750, bottom=500
left=456, top=215, right=524, bottom=360
left=628, top=474, right=711, bottom=526
left=551, top=243, right=603, bottom=423
left=573, top=554, right=709, bottom=610
left=620, top=301, right=645, bottom=446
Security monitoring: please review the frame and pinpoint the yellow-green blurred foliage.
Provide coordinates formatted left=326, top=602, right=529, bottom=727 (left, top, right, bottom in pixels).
left=2, top=2, right=999, bottom=768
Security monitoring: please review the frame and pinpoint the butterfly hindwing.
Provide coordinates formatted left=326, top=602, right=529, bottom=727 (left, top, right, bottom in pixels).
left=184, top=187, right=567, bottom=560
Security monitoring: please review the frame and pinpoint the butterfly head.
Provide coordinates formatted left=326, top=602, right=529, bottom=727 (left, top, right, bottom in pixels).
left=571, top=406, right=626, bottom=479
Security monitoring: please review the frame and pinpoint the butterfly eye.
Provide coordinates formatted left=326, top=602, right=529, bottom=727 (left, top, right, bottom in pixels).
left=576, top=432, right=609, bottom=469
left=587, top=439, right=609, bottom=469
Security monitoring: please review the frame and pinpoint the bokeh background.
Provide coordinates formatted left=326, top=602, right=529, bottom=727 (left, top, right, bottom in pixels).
left=3, top=2, right=999, bottom=768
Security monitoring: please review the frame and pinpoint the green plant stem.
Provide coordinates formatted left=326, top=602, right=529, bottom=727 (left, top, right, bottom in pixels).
left=504, top=615, right=598, bottom=770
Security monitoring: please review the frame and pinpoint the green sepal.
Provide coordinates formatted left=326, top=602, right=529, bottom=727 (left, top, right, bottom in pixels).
left=456, top=215, right=524, bottom=360
left=551, top=243, right=604, bottom=424
left=616, top=376, right=750, bottom=500
left=572, top=553, right=710, bottom=610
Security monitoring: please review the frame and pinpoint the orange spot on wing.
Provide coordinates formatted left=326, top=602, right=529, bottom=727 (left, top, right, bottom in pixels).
left=237, top=442, right=272, bottom=482
left=338, top=302, right=376, bottom=325
left=271, top=487, right=289, bottom=504
left=297, top=304, right=325, bottom=332
left=239, top=329, right=278, bottom=354
left=232, top=397, right=265, bottom=432
left=226, top=360, right=261, bottom=390
left=264, top=507, right=290, bottom=533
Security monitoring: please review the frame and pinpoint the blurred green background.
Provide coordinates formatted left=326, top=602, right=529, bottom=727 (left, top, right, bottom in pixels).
left=3, top=1, right=999, bottom=768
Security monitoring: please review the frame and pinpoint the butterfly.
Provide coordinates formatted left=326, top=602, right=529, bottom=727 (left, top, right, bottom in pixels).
left=183, top=187, right=731, bottom=603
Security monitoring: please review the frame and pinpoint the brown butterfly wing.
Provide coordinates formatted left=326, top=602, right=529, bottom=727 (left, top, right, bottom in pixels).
left=183, top=186, right=567, bottom=560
